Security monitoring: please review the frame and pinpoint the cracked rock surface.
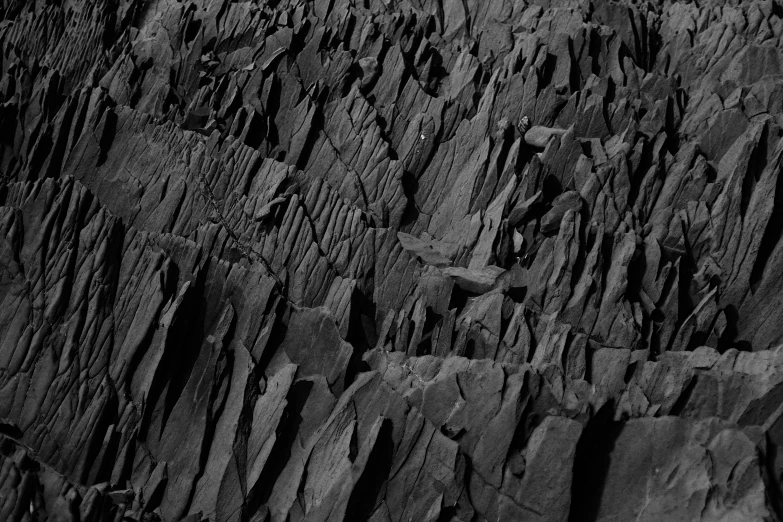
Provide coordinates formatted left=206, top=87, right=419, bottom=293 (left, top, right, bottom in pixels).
left=3, top=0, right=783, bottom=520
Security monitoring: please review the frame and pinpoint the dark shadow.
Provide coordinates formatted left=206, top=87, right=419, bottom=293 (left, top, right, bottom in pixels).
left=138, top=264, right=208, bottom=445
left=447, top=283, right=478, bottom=312
left=741, top=124, right=769, bottom=218
left=244, top=378, right=313, bottom=515
left=542, top=173, right=562, bottom=201
left=184, top=17, right=201, bottom=46
left=464, top=338, right=476, bottom=359
left=416, top=306, right=442, bottom=356
left=668, top=374, right=697, bottom=416
left=344, top=419, right=395, bottom=521
left=507, top=284, right=528, bottom=303
left=399, top=170, right=420, bottom=227
left=0, top=420, right=22, bottom=439
left=345, top=288, right=377, bottom=385
left=96, top=109, right=118, bottom=167
left=717, top=304, right=740, bottom=353
left=749, top=153, right=783, bottom=294
left=568, top=401, right=623, bottom=521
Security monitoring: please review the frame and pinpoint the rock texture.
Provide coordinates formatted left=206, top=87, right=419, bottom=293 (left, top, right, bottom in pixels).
left=3, top=0, right=783, bottom=520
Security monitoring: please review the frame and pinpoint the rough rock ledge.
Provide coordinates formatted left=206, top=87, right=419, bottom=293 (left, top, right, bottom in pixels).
left=3, top=0, right=783, bottom=520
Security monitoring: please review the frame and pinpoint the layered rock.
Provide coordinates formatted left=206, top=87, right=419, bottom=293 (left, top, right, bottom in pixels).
left=3, top=0, right=783, bottom=520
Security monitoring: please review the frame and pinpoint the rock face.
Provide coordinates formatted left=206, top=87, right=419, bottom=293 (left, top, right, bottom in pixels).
left=3, top=0, right=783, bottom=520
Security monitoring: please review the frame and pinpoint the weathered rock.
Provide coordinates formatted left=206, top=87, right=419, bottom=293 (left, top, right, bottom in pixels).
left=358, top=57, right=380, bottom=90
left=540, top=190, right=583, bottom=234
left=586, top=417, right=771, bottom=521
left=5, top=0, right=783, bottom=519
left=524, top=125, right=569, bottom=148
left=441, top=266, right=506, bottom=294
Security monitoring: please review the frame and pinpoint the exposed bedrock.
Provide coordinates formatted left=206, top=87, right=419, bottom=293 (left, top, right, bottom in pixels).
left=3, top=0, right=783, bottom=520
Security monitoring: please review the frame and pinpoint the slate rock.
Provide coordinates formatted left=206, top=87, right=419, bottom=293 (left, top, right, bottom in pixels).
left=540, top=190, right=583, bottom=234
left=5, top=0, right=783, bottom=519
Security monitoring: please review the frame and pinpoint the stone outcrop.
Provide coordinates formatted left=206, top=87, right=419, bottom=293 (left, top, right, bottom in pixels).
left=3, top=0, right=783, bottom=520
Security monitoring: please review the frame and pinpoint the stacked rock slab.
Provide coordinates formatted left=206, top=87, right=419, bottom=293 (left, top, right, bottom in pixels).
left=3, top=0, right=783, bottom=520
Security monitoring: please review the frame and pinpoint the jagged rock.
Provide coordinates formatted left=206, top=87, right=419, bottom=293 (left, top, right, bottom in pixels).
left=585, top=417, right=771, bottom=521
left=358, top=57, right=380, bottom=90
left=397, top=231, right=454, bottom=268
left=524, top=125, right=569, bottom=148
left=4, top=0, right=783, bottom=519
left=541, top=190, right=583, bottom=234
left=441, top=266, right=506, bottom=294
left=508, top=190, right=543, bottom=227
